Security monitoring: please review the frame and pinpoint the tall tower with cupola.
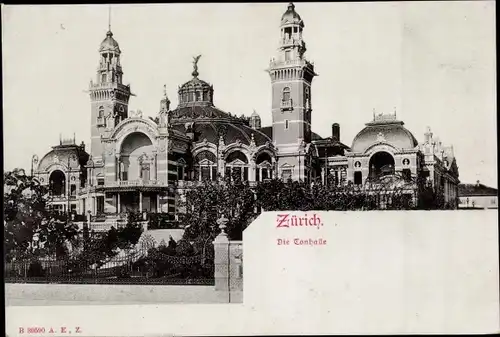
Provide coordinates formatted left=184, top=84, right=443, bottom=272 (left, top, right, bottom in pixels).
left=88, top=25, right=132, bottom=162
left=268, top=2, right=317, bottom=181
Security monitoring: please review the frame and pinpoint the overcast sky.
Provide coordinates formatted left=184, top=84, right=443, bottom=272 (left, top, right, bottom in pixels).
left=2, top=2, right=496, bottom=186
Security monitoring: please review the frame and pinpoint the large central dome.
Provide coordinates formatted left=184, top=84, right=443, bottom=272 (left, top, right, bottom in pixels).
left=168, top=57, right=273, bottom=147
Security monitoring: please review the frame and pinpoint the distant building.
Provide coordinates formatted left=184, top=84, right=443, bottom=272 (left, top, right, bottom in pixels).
left=32, top=2, right=461, bottom=221
left=458, top=182, right=498, bottom=209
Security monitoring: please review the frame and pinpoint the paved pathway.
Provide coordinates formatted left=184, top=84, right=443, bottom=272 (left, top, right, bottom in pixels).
left=5, top=283, right=242, bottom=306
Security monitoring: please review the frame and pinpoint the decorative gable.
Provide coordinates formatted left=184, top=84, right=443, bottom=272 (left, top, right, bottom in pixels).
left=229, top=159, right=246, bottom=166
left=198, top=158, right=215, bottom=166
left=258, top=160, right=272, bottom=168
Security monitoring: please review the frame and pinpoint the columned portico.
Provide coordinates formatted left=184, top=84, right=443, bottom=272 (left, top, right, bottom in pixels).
left=93, top=183, right=168, bottom=215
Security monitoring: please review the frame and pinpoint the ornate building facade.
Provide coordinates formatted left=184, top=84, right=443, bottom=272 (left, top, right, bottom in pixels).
left=33, top=2, right=460, bottom=219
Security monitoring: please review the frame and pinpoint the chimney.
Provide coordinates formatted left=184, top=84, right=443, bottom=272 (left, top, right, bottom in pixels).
left=185, top=122, right=195, bottom=140
left=80, top=141, right=85, bottom=151
left=331, top=123, right=340, bottom=141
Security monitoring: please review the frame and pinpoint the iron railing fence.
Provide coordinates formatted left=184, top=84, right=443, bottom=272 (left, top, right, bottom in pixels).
left=5, top=248, right=215, bottom=286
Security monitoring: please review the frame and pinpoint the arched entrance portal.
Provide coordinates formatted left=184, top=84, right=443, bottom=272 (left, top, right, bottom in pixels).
left=369, top=151, right=395, bottom=178
left=117, top=132, right=159, bottom=215
left=119, top=132, right=154, bottom=181
left=49, top=170, right=66, bottom=196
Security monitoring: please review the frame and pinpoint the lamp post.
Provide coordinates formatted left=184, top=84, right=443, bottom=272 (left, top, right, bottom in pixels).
left=67, top=154, right=78, bottom=220
left=31, top=155, right=39, bottom=177
left=32, top=233, right=39, bottom=254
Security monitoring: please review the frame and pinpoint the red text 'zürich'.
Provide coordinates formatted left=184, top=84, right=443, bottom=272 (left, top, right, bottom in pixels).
left=276, top=214, right=323, bottom=229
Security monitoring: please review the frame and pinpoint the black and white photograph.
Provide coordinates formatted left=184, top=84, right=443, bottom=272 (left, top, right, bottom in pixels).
left=3, top=2, right=498, bottom=334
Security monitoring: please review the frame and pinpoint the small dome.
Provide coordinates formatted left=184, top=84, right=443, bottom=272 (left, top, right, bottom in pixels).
left=178, top=77, right=214, bottom=107
left=251, top=110, right=260, bottom=118
left=99, top=31, right=121, bottom=53
left=37, top=145, right=89, bottom=173
left=281, top=3, right=304, bottom=27
left=179, top=77, right=212, bottom=91
left=351, top=120, right=419, bottom=153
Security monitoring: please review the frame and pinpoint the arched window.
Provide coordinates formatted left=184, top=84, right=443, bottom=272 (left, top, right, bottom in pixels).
left=119, top=161, right=128, bottom=181
left=177, top=158, right=187, bottom=181
left=140, top=163, right=150, bottom=181
left=138, top=154, right=151, bottom=181
left=225, top=151, right=249, bottom=182
left=49, top=170, right=66, bottom=196
left=193, top=151, right=217, bottom=181
left=97, top=106, right=105, bottom=126
left=282, top=87, right=291, bottom=101
left=256, top=152, right=273, bottom=182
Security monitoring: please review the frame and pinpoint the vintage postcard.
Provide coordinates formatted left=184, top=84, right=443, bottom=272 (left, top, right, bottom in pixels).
left=3, top=2, right=498, bottom=335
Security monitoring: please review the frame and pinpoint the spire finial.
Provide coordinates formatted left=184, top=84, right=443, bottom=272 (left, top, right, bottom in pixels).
left=163, top=84, right=167, bottom=97
left=192, top=54, right=202, bottom=78
left=108, top=5, right=111, bottom=32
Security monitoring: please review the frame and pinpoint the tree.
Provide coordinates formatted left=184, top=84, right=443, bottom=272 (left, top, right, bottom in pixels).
left=74, top=218, right=144, bottom=268
left=179, top=173, right=257, bottom=241
left=3, top=169, right=79, bottom=261
left=417, top=180, right=444, bottom=210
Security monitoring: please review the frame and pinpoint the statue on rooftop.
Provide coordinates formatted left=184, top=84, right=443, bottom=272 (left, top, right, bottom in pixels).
left=192, top=54, right=202, bottom=77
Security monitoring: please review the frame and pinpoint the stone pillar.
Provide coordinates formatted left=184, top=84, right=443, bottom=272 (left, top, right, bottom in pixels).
left=250, top=161, right=256, bottom=182
left=157, top=194, right=161, bottom=212
left=117, top=193, right=121, bottom=213
left=152, top=155, right=157, bottom=181
left=139, top=191, right=143, bottom=212
left=214, top=216, right=230, bottom=291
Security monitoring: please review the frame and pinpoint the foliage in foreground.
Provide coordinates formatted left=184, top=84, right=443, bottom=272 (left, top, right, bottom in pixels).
left=178, top=174, right=451, bottom=240
left=3, top=169, right=80, bottom=262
